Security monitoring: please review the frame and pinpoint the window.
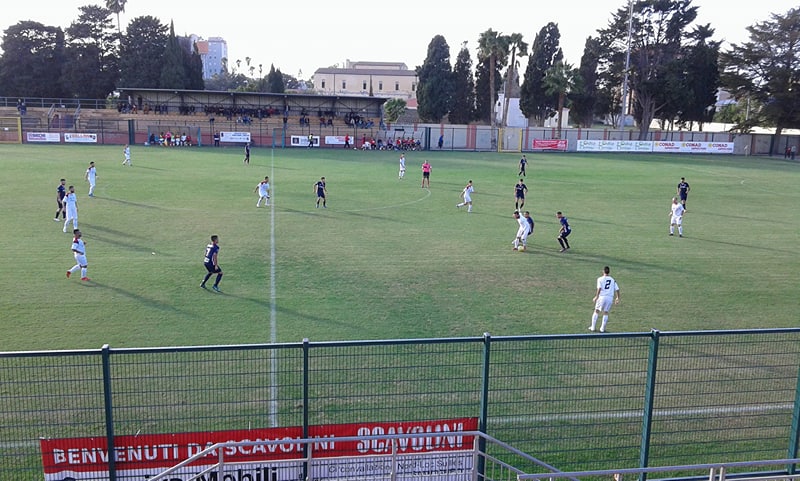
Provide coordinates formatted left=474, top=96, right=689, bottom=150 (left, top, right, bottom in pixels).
left=378, top=81, right=383, bottom=90
left=342, top=81, right=346, bottom=89
left=395, top=82, right=400, bottom=91
left=321, top=80, right=326, bottom=89
left=362, top=81, right=367, bottom=90
left=412, top=83, right=416, bottom=92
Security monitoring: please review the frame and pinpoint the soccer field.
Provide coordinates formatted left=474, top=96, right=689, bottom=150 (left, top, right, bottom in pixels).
left=0, top=144, right=798, bottom=351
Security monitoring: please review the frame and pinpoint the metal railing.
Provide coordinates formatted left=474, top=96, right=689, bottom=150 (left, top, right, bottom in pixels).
left=145, top=431, right=570, bottom=481
left=522, top=457, right=800, bottom=481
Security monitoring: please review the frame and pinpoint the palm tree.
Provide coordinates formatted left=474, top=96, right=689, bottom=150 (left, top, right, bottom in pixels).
left=543, top=60, right=578, bottom=139
left=477, top=29, right=510, bottom=128
left=501, top=33, right=528, bottom=127
left=105, top=0, right=127, bottom=36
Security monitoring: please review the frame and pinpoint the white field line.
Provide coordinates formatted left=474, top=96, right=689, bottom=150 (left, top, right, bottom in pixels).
left=493, top=402, right=794, bottom=424
left=2, top=403, right=791, bottom=450
left=269, top=148, right=279, bottom=427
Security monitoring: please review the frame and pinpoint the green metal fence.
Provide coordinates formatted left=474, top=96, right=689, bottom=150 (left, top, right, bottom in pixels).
left=2, top=329, right=799, bottom=480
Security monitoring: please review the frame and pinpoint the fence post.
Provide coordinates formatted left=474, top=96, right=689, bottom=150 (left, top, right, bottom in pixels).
left=638, top=329, right=661, bottom=481
left=477, top=332, right=492, bottom=481
left=302, top=338, right=310, bottom=481
left=102, top=344, right=117, bottom=481
left=786, top=358, right=800, bottom=473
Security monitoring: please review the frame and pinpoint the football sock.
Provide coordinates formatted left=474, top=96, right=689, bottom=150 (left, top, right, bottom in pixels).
left=215, top=273, right=223, bottom=286
left=202, top=273, right=212, bottom=285
left=601, top=316, right=608, bottom=331
left=591, top=313, right=598, bottom=330
left=670, top=227, right=674, bottom=234
left=467, top=206, right=472, bottom=212
left=81, top=268, right=87, bottom=278
left=678, top=227, right=683, bottom=235
left=70, top=265, right=80, bottom=274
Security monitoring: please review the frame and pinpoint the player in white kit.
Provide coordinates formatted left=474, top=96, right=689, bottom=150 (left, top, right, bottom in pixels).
left=589, top=266, right=620, bottom=333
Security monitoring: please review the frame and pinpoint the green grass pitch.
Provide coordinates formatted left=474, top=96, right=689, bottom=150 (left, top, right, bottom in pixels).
left=0, top=144, right=798, bottom=351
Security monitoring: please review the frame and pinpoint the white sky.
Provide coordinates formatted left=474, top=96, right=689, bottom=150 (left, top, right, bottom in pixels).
left=1, top=0, right=797, bottom=81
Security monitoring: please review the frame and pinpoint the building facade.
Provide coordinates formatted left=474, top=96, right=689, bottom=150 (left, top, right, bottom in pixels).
left=195, top=37, right=228, bottom=80
left=313, top=61, right=418, bottom=105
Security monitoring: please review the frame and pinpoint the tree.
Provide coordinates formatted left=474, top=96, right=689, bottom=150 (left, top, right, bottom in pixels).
left=543, top=60, right=579, bottom=138
left=598, top=0, right=699, bottom=139
left=384, top=98, right=407, bottom=123
left=159, top=21, right=187, bottom=89
left=416, top=35, right=453, bottom=123
left=62, top=5, right=119, bottom=99
left=570, top=36, right=602, bottom=127
left=720, top=7, right=800, bottom=152
left=520, top=22, right=563, bottom=126
left=180, top=37, right=204, bottom=90
left=266, top=64, right=284, bottom=93
left=501, top=33, right=528, bottom=126
left=0, top=21, right=67, bottom=98
left=682, top=25, right=720, bottom=131
left=477, top=29, right=510, bottom=128
left=105, top=0, right=127, bottom=37
left=449, top=42, right=476, bottom=125
left=118, top=16, right=167, bottom=88
left=473, top=57, right=492, bottom=123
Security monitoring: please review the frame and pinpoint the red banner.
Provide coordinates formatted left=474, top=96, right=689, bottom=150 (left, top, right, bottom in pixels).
left=532, top=139, right=567, bottom=151
left=40, top=418, right=478, bottom=477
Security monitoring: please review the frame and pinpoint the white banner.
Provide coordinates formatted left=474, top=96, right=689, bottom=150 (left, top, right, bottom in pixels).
left=64, top=133, right=98, bottom=143
left=325, top=135, right=348, bottom=145
left=578, top=140, right=732, bottom=154
left=291, top=135, right=317, bottom=147
left=219, top=131, right=251, bottom=143
left=653, top=141, right=734, bottom=154
left=27, top=132, right=61, bottom=143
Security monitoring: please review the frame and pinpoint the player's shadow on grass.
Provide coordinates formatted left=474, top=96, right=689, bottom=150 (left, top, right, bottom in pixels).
left=531, top=246, right=689, bottom=274
left=212, top=292, right=385, bottom=336
left=81, top=224, right=156, bottom=254
left=95, top=196, right=165, bottom=210
left=688, top=236, right=795, bottom=255
left=84, top=281, right=193, bottom=316
left=124, top=165, right=166, bottom=171
left=81, top=222, right=147, bottom=240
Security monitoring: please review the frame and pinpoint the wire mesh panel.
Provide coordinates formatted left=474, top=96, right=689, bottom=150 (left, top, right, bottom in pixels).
left=306, top=339, right=485, bottom=427
left=109, top=345, right=304, bottom=434
left=486, top=334, right=653, bottom=472
left=0, top=351, right=106, bottom=481
left=648, top=331, right=800, bottom=467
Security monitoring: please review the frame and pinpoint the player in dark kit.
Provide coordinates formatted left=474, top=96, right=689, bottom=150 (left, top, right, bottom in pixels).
left=514, top=179, right=528, bottom=210
left=314, top=177, right=327, bottom=208
left=677, top=177, right=690, bottom=210
left=54, top=178, right=66, bottom=221
left=200, top=235, right=223, bottom=292
left=556, top=211, right=571, bottom=252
